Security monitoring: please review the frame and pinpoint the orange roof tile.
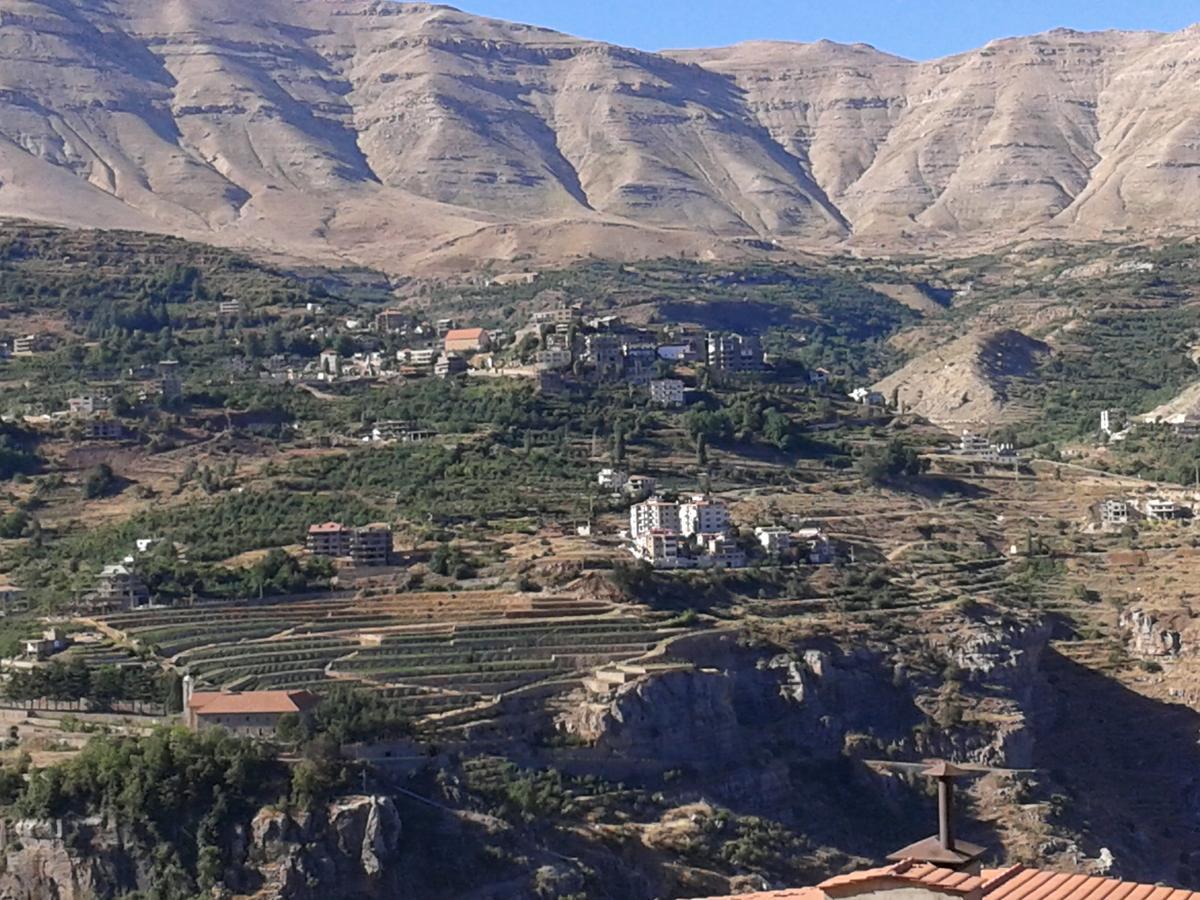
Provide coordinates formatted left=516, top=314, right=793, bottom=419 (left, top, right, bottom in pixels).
left=444, top=328, right=486, bottom=342
left=189, top=690, right=319, bottom=716
left=981, top=870, right=1200, bottom=900
left=688, top=866, right=1200, bottom=900
left=821, top=860, right=986, bottom=895
left=688, top=890, right=821, bottom=900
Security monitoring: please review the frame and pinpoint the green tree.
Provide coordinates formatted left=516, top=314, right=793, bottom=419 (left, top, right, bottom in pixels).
left=83, top=463, right=119, bottom=499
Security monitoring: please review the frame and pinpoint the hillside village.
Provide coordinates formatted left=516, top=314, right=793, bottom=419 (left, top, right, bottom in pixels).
left=2, top=226, right=1200, bottom=896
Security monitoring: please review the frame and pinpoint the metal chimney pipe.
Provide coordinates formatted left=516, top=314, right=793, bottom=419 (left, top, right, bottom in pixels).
left=938, top=776, right=955, bottom=851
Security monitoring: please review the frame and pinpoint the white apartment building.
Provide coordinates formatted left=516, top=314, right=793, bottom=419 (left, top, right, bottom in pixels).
left=680, top=496, right=730, bottom=537
left=629, top=499, right=681, bottom=539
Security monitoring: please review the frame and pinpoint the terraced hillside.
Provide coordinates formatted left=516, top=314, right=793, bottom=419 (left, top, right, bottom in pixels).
left=93, top=586, right=696, bottom=722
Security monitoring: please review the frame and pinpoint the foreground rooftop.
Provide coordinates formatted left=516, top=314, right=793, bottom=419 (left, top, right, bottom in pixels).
left=691, top=861, right=1200, bottom=900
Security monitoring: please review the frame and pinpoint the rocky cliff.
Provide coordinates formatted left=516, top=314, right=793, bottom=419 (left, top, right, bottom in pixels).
left=0, top=795, right=403, bottom=900
left=4, top=3, right=1200, bottom=271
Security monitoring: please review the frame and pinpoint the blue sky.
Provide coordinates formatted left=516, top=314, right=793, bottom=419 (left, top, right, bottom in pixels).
left=453, top=1, right=1199, bottom=59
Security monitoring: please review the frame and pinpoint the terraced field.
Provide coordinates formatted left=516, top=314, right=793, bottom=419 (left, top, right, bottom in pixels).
left=92, top=588, right=690, bottom=720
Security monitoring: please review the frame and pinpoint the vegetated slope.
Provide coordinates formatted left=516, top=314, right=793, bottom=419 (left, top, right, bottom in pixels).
left=873, top=330, right=1050, bottom=430
left=3, top=3, right=1200, bottom=270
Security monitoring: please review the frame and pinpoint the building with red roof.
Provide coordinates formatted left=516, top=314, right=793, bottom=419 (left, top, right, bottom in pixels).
left=185, top=689, right=320, bottom=737
left=443, top=327, right=490, bottom=354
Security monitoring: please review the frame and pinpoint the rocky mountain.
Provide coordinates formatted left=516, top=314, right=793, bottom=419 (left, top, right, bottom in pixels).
left=2, top=2, right=1200, bottom=271
left=873, top=330, right=1050, bottom=429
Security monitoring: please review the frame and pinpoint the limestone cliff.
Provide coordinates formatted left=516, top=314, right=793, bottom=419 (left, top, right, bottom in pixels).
left=0, top=795, right=402, bottom=900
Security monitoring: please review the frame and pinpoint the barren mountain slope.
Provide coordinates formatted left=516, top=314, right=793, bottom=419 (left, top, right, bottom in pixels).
left=873, top=330, right=1050, bottom=429
left=2, top=2, right=1200, bottom=270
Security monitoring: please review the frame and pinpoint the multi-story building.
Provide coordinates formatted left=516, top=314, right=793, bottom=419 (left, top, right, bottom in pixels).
left=629, top=499, right=681, bottom=539
left=680, top=496, right=730, bottom=537
left=959, top=431, right=992, bottom=456
left=755, top=526, right=792, bottom=556
left=536, top=348, right=573, bottom=371
left=307, top=523, right=394, bottom=567
left=625, top=474, right=657, bottom=496
left=649, top=379, right=685, bottom=407
left=376, top=309, right=410, bottom=333
left=86, top=417, right=125, bottom=441
left=12, top=334, right=40, bottom=356
left=218, top=300, right=242, bottom=316
left=94, top=565, right=151, bottom=609
left=307, top=522, right=352, bottom=557
left=1100, top=499, right=1131, bottom=529
left=68, top=396, right=108, bottom=417
left=435, top=354, right=468, bottom=378
left=632, top=530, right=685, bottom=569
left=698, top=534, right=745, bottom=569
left=350, top=525, right=394, bottom=567
left=583, top=334, right=624, bottom=377
left=530, top=308, right=577, bottom=328
left=706, top=332, right=763, bottom=374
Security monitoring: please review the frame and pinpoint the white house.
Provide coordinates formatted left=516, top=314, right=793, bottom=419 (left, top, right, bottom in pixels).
left=795, top=528, right=836, bottom=565
left=598, top=468, right=629, bottom=491
left=850, top=387, right=885, bottom=406
left=755, top=526, right=792, bottom=556
left=1143, top=497, right=1180, bottom=521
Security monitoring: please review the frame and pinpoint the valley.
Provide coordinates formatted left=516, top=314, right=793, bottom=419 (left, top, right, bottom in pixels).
left=0, top=220, right=1200, bottom=896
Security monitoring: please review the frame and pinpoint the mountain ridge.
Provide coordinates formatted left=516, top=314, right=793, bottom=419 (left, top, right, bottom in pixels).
left=1, top=1, right=1199, bottom=271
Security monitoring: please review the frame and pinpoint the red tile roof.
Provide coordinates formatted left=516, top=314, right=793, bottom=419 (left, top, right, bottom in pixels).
left=444, top=328, right=486, bottom=342
left=821, top=860, right=987, bottom=895
left=980, top=867, right=1200, bottom=900
left=686, top=864, right=1200, bottom=900
left=308, top=522, right=347, bottom=534
left=189, top=690, right=320, bottom=716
